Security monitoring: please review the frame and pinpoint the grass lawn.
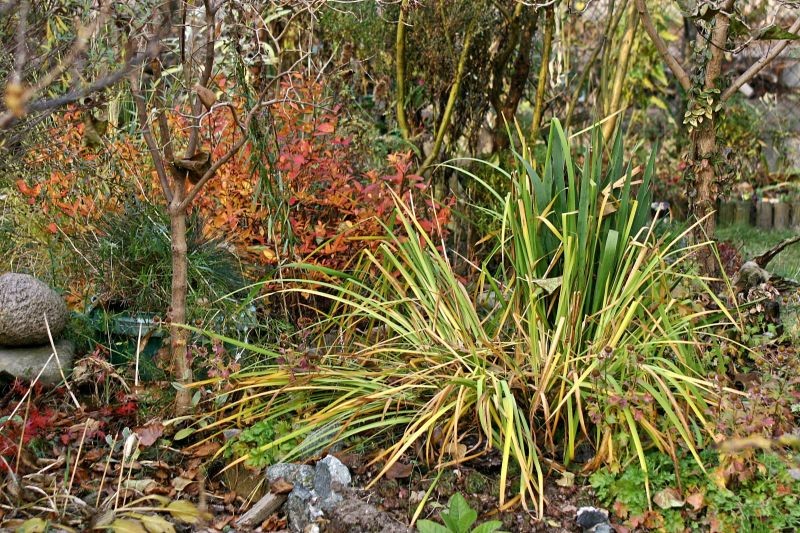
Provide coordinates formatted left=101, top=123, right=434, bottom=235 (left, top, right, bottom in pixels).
left=717, top=224, right=800, bottom=280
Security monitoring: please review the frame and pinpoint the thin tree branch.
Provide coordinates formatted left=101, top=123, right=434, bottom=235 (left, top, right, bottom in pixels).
left=150, top=58, right=176, bottom=173
left=530, top=6, right=555, bottom=144
left=635, top=0, right=691, bottom=91
left=0, top=5, right=169, bottom=130
left=186, top=0, right=217, bottom=158
left=128, top=54, right=174, bottom=204
left=419, top=25, right=474, bottom=173
left=602, top=0, right=638, bottom=141
left=723, top=14, right=800, bottom=101
left=566, top=0, right=621, bottom=129
left=395, top=0, right=410, bottom=140
left=179, top=96, right=275, bottom=211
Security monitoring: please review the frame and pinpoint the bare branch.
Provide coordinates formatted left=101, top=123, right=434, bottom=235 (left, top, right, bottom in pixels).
left=635, top=0, right=691, bottom=91
left=179, top=93, right=276, bottom=211
left=186, top=0, right=217, bottom=158
left=129, top=61, right=174, bottom=204
left=723, top=14, right=800, bottom=101
left=0, top=2, right=169, bottom=132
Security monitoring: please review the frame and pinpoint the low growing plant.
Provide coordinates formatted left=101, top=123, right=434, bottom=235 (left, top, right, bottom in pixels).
left=417, top=493, right=505, bottom=533
left=591, top=448, right=800, bottom=532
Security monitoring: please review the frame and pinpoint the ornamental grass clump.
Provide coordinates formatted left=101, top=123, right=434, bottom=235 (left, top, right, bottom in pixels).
left=190, top=120, right=736, bottom=515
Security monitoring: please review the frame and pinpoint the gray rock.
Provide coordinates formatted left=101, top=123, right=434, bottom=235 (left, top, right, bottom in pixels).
left=325, top=497, right=410, bottom=533
left=267, top=463, right=315, bottom=490
left=576, top=506, right=610, bottom=533
left=286, top=484, right=322, bottom=533
left=0, top=339, right=74, bottom=385
left=0, top=273, right=68, bottom=346
left=314, top=455, right=351, bottom=511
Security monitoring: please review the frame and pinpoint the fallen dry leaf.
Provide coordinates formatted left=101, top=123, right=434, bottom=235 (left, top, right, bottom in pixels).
left=135, top=421, right=165, bottom=447
left=270, top=478, right=294, bottom=495
left=555, top=471, right=575, bottom=487
left=653, top=487, right=684, bottom=509
left=191, top=441, right=221, bottom=458
left=385, top=461, right=413, bottom=480
left=686, top=491, right=705, bottom=511
left=171, top=476, right=194, bottom=492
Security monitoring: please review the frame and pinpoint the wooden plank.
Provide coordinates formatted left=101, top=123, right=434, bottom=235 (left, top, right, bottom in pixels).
left=236, top=492, right=288, bottom=528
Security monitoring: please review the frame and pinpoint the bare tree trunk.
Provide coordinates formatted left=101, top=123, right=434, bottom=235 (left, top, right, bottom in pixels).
left=686, top=2, right=732, bottom=276
left=169, top=188, right=192, bottom=413
left=690, top=119, right=717, bottom=237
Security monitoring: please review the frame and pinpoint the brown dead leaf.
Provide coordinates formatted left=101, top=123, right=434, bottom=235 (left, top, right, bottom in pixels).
left=135, top=421, right=164, bottom=447
left=444, top=442, right=467, bottom=461
left=82, top=448, right=106, bottom=463
left=270, top=478, right=294, bottom=495
left=171, top=477, right=194, bottom=492
left=191, top=441, right=221, bottom=458
left=686, top=491, right=705, bottom=511
left=194, top=84, right=217, bottom=110
left=653, top=487, right=684, bottom=509
left=260, top=514, right=288, bottom=532
left=384, top=461, right=413, bottom=480
left=612, top=499, right=629, bottom=519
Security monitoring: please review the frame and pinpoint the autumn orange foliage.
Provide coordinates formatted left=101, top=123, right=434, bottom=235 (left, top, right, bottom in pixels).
left=15, top=77, right=451, bottom=303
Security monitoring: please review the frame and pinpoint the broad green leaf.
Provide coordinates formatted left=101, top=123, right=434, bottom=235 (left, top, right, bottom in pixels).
left=416, top=520, right=453, bottom=533
left=471, top=521, right=506, bottom=533
left=441, top=493, right=477, bottom=533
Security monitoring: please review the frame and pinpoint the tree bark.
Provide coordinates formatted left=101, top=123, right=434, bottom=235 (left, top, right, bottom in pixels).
left=169, top=194, right=192, bottom=414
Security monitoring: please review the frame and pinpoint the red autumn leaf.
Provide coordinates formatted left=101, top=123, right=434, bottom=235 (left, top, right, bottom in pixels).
left=315, top=122, right=336, bottom=134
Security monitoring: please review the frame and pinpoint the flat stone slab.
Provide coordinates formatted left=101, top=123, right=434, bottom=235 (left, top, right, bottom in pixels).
left=0, top=339, right=74, bottom=385
left=0, top=273, right=68, bottom=346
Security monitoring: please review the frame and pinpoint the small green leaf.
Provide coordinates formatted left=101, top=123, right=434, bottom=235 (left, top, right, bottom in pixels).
left=441, top=493, right=477, bottom=533
left=416, top=520, right=453, bottom=533
left=174, top=428, right=194, bottom=441
left=756, top=24, right=800, bottom=40
left=471, top=521, right=506, bottom=533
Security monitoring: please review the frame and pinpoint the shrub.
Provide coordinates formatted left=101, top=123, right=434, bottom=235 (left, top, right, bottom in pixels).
left=191, top=122, right=736, bottom=512
left=190, top=120, right=736, bottom=516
